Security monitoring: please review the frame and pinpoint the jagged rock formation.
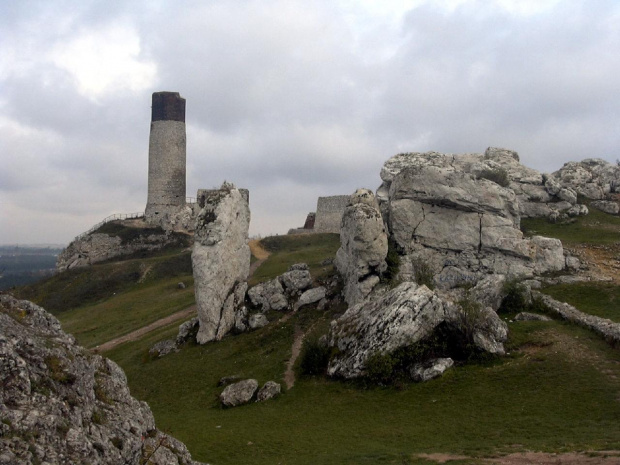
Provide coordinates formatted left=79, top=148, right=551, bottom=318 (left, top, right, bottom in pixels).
left=57, top=221, right=188, bottom=272
left=377, top=150, right=566, bottom=288
left=335, top=189, right=388, bottom=306
left=327, top=282, right=507, bottom=379
left=247, top=263, right=314, bottom=312
left=0, top=294, right=203, bottom=465
left=554, top=158, right=620, bottom=200
left=192, top=182, right=250, bottom=344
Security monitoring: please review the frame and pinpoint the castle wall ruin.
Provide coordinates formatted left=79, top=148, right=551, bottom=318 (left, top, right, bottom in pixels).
left=313, top=195, right=349, bottom=233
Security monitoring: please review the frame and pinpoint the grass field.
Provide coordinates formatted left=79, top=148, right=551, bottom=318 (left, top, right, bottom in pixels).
left=521, top=201, right=620, bottom=246
left=15, top=232, right=620, bottom=464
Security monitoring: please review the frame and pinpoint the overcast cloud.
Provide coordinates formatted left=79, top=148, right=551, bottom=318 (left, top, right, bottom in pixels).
left=1, top=0, right=619, bottom=245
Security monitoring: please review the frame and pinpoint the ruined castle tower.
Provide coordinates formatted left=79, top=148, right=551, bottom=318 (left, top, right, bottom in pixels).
left=145, top=91, right=187, bottom=223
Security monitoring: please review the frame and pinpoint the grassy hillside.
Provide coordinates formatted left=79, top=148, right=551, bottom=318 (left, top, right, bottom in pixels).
left=13, top=231, right=620, bottom=464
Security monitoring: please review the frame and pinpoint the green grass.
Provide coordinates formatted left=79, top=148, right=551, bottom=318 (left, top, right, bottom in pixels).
left=106, top=313, right=620, bottom=465
left=59, top=275, right=194, bottom=348
left=541, top=282, right=620, bottom=323
left=521, top=201, right=620, bottom=245
left=250, top=233, right=340, bottom=285
left=15, top=249, right=192, bottom=313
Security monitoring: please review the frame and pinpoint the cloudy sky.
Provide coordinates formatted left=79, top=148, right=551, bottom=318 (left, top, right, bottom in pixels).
left=1, top=0, right=619, bottom=245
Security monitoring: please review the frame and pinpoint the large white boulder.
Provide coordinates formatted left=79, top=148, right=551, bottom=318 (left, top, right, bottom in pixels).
left=192, top=182, right=251, bottom=344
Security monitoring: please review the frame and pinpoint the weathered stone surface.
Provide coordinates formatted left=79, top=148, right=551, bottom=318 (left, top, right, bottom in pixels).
left=280, top=265, right=313, bottom=294
left=553, top=158, right=620, bottom=200
left=314, top=196, right=350, bottom=233
left=149, top=339, right=178, bottom=358
left=248, top=278, right=288, bottom=311
left=335, top=189, right=388, bottom=306
left=590, top=200, right=619, bottom=215
left=532, top=291, right=620, bottom=345
left=410, top=358, right=454, bottom=382
left=57, top=224, right=186, bottom=272
left=0, top=294, right=203, bottom=465
left=192, top=183, right=250, bottom=344
left=514, top=312, right=552, bottom=322
left=327, top=282, right=507, bottom=379
left=379, top=151, right=566, bottom=288
left=219, top=379, right=258, bottom=407
left=294, top=286, right=327, bottom=311
left=176, top=317, right=199, bottom=345
left=248, top=313, right=269, bottom=330
left=256, top=381, right=281, bottom=402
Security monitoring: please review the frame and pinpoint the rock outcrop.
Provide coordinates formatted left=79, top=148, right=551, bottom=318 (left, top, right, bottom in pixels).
left=0, top=294, right=203, bottom=465
left=192, top=183, right=250, bottom=344
left=335, top=189, right=388, bottom=306
left=247, top=263, right=314, bottom=312
left=57, top=221, right=188, bottom=272
left=590, top=200, right=620, bottom=215
left=327, top=282, right=507, bottom=379
left=553, top=158, right=620, bottom=200
left=378, top=150, right=566, bottom=288
left=410, top=358, right=454, bottom=382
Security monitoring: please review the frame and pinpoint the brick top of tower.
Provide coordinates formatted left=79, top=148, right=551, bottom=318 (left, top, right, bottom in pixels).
left=151, top=92, right=186, bottom=123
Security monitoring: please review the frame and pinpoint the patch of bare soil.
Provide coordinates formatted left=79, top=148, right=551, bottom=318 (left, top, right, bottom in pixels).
left=249, top=239, right=270, bottom=260
left=284, top=327, right=305, bottom=389
left=566, top=243, right=620, bottom=284
left=484, top=451, right=620, bottom=464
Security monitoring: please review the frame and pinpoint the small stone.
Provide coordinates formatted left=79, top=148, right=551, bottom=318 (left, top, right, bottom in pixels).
left=514, top=312, right=552, bottom=322
left=256, top=381, right=281, bottom=402
left=220, top=379, right=259, bottom=407
left=248, top=313, right=269, bottom=330
left=410, top=358, right=454, bottom=382
left=148, top=339, right=178, bottom=358
left=294, top=287, right=327, bottom=311
left=177, top=282, right=186, bottom=289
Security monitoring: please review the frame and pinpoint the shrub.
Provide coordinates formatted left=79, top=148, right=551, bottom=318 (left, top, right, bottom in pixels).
left=364, top=352, right=395, bottom=385
left=479, top=168, right=510, bottom=187
left=381, top=239, right=401, bottom=285
left=299, top=337, right=331, bottom=376
left=499, top=280, right=528, bottom=314
left=412, top=259, right=434, bottom=289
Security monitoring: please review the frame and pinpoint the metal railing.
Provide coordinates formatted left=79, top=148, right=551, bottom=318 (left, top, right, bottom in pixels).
left=72, top=212, right=145, bottom=243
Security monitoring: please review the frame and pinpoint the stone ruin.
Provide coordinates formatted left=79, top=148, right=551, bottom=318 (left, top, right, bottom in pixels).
left=288, top=195, right=349, bottom=235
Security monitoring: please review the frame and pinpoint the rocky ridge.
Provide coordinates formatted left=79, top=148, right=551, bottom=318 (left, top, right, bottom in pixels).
left=0, top=294, right=204, bottom=465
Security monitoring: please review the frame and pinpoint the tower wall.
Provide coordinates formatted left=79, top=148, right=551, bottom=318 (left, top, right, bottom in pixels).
left=145, top=92, right=187, bottom=222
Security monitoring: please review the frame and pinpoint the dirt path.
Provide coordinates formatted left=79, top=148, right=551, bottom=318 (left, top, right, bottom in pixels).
left=417, top=451, right=620, bottom=464
left=94, top=240, right=272, bottom=353
left=94, top=305, right=197, bottom=353
left=284, top=327, right=305, bottom=389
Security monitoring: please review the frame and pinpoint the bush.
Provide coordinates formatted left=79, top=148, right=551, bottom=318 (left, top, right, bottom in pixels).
left=381, top=239, right=401, bottom=285
left=499, top=280, right=528, bottom=314
left=364, top=352, right=395, bottom=385
left=479, top=168, right=510, bottom=187
left=412, top=259, right=434, bottom=289
left=299, top=337, right=331, bottom=376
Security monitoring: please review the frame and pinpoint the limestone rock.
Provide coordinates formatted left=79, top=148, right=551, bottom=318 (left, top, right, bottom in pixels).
left=410, top=358, right=454, bottom=382
left=0, top=294, right=203, bottom=465
left=378, top=151, right=566, bottom=288
left=149, top=339, right=178, bottom=358
left=219, top=379, right=259, bottom=407
left=514, top=312, right=552, bottom=322
left=590, top=200, right=619, bottom=215
left=248, top=279, right=288, bottom=312
left=176, top=317, right=199, bottom=345
left=294, top=286, right=327, bottom=311
left=57, top=225, right=186, bottom=272
left=327, top=282, right=507, bottom=379
left=192, top=182, right=251, bottom=344
left=553, top=158, right=620, bottom=200
left=279, top=264, right=313, bottom=295
left=335, top=189, right=388, bottom=306
left=248, top=313, right=269, bottom=330
left=256, top=381, right=281, bottom=402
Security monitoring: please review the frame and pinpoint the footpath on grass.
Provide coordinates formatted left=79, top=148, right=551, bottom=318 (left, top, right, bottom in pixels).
left=95, top=240, right=271, bottom=353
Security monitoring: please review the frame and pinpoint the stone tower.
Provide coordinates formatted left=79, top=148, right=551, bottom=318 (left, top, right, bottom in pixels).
left=145, top=91, right=187, bottom=224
